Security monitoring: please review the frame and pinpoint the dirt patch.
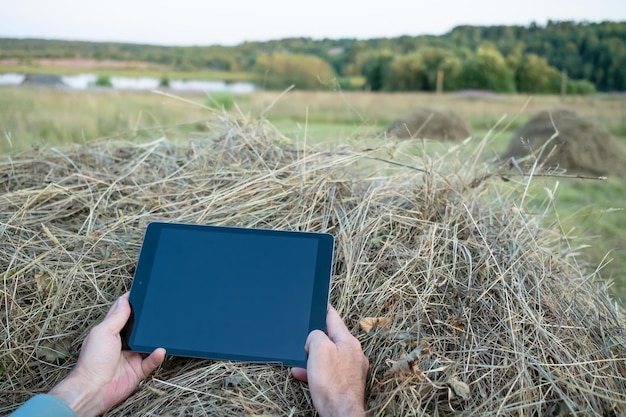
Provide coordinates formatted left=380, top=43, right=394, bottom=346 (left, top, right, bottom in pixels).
left=386, top=107, right=471, bottom=141
left=501, top=108, right=626, bottom=177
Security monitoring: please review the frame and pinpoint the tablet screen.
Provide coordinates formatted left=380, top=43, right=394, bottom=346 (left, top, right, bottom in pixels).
left=125, top=222, right=333, bottom=368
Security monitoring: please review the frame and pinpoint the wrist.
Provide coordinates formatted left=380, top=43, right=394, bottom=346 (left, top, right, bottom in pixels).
left=339, top=402, right=366, bottom=417
left=49, top=375, right=102, bottom=417
left=321, top=398, right=366, bottom=417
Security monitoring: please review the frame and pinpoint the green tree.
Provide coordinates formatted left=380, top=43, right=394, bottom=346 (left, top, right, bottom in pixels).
left=567, top=79, right=596, bottom=95
left=3, top=21, right=626, bottom=92
left=359, top=51, right=393, bottom=91
left=94, top=75, right=112, bottom=88
left=419, top=47, right=452, bottom=90
left=515, top=53, right=561, bottom=93
left=253, top=53, right=336, bottom=90
left=439, top=55, right=463, bottom=91
left=460, top=47, right=516, bottom=92
left=383, top=48, right=464, bottom=92
left=384, top=53, right=427, bottom=91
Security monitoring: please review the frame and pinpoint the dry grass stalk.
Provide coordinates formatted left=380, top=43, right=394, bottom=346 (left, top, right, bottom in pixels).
left=1, top=114, right=625, bottom=416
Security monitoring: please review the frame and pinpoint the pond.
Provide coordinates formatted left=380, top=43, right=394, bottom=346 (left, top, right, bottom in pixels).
left=0, top=73, right=255, bottom=93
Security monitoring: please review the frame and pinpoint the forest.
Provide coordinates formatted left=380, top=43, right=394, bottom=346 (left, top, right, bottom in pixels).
left=1, top=20, right=624, bottom=93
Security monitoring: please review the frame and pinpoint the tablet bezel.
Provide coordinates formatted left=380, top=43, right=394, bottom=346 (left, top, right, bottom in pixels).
left=124, top=221, right=334, bottom=368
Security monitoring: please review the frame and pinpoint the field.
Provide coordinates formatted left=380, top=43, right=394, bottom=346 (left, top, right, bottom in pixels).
left=0, top=58, right=253, bottom=82
left=1, top=87, right=625, bottom=303
left=2, top=85, right=626, bottom=415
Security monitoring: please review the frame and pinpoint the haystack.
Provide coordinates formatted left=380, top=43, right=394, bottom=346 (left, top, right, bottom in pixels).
left=386, top=107, right=471, bottom=141
left=1, top=116, right=625, bottom=416
left=501, top=108, right=626, bottom=177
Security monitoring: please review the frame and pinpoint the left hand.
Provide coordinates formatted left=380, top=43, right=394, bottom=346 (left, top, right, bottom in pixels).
left=50, top=293, right=166, bottom=417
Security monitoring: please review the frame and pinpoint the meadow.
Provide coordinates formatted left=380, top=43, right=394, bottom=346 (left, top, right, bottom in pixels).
left=1, top=87, right=625, bottom=303
left=2, top=86, right=626, bottom=415
left=0, top=60, right=252, bottom=82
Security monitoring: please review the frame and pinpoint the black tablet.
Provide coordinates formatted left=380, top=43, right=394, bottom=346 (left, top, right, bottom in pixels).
left=123, top=222, right=334, bottom=368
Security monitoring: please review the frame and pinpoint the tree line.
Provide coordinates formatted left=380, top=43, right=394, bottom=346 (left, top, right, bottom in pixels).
left=1, top=20, right=624, bottom=93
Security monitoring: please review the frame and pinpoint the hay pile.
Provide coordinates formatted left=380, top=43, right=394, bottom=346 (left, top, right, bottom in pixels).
left=385, top=108, right=471, bottom=141
left=501, top=108, right=626, bottom=177
left=1, top=116, right=625, bottom=416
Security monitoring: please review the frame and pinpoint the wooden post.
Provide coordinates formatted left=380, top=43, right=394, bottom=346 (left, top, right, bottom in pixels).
left=436, top=70, right=444, bottom=94
left=560, top=70, right=568, bottom=102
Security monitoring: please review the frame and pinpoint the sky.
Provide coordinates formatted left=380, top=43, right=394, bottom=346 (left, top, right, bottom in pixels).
left=1, top=0, right=625, bottom=46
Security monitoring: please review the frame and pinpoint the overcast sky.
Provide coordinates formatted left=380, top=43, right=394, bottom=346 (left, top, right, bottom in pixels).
left=1, top=0, right=625, bottom=46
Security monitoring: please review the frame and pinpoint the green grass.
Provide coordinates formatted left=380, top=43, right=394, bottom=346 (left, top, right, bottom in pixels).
left=205, top=91, right=237, bottom=111
left=0, top=88, right=213, bottom=152
left=493, top=176, right=626, bottom=304
left=268, top=119, right=384, bottom=145
left=550, top=178, right=626, bottom=301
left=1, top=87, right=625, bottom=303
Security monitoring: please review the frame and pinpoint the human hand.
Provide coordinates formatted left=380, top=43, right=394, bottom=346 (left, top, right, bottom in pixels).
left=50, top=293, right=166, bottom=417
left=291, top=306, right=369, bottom=417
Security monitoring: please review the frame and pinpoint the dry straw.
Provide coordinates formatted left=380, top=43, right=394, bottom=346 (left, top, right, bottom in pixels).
left=385, top=107, right=472, bottom=141
left=1, top=114, right=625, bottom=416
left=501, top=108, right=626, bottom=177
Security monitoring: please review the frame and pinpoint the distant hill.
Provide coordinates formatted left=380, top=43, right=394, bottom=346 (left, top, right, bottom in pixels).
left=1, top=21, right=624, bottom=92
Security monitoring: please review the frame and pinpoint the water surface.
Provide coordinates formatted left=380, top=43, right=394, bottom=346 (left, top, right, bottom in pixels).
left=0, top=73, right=254, bottom=93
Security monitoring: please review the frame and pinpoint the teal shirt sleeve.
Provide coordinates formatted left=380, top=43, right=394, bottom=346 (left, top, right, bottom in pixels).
left=10, top=394, right=77, bottom=417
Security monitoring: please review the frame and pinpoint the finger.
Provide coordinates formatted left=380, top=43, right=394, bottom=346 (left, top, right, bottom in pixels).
left=290, top=367, right=308, bottom=382
left=304, top=329, right=328, bottom=353
left=325, top=305, right=352, bottom=343
left=141, top=348, right=166, bottom=376
left=101, top=295, right=132, bottom=334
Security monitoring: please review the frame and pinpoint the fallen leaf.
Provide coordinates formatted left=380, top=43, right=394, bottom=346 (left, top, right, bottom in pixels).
left=36, top=344, right=69, bottom=362
left=359, top=317, right=391, bottom=333
left=447, top=377, right=470, bottom=400
left=385, top=345, right=431, bottom=377
left=35, top=272, right=52, bottom=294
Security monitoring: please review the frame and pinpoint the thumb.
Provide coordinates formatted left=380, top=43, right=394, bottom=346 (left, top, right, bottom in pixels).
left=101, top=295, right=132, bottom=334
left=141, top=348, right=166, bottom=377
left=325, top=306, right=352, bottom=343
left=305, top=329, right=329, bottom=353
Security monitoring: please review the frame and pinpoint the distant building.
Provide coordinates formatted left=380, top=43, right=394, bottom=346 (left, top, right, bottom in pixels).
left=21, top=74, right=66, bottom=87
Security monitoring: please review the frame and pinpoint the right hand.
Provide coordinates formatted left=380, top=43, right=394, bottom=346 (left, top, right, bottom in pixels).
left=291, top=306, right=369, bottom=417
